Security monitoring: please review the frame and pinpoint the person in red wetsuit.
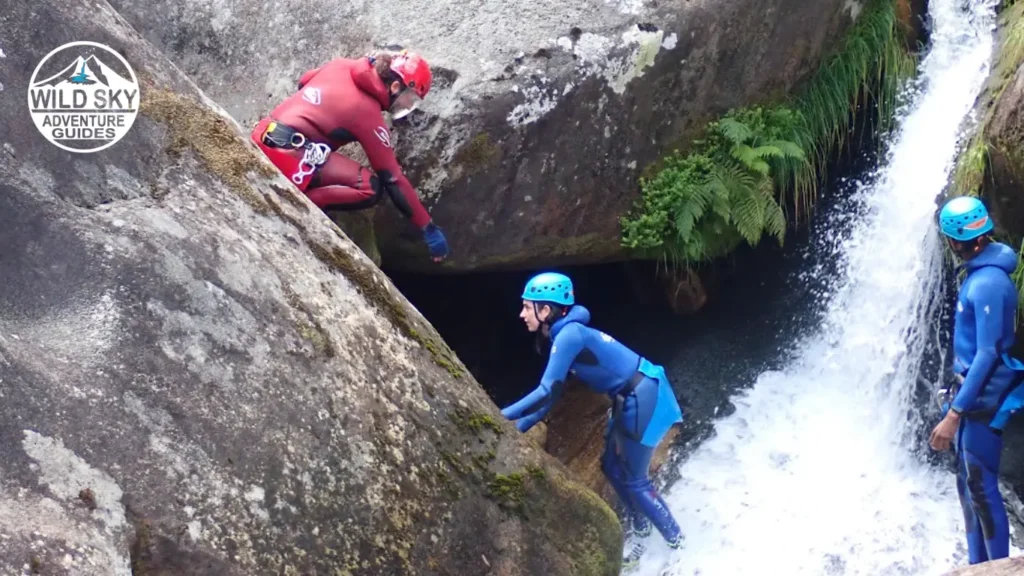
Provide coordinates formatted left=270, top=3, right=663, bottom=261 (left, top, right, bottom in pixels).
left=251, top=49, right=449, bottom=262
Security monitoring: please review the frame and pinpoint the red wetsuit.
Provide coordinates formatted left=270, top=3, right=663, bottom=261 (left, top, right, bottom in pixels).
left=251, top=57, right=432, bottom=229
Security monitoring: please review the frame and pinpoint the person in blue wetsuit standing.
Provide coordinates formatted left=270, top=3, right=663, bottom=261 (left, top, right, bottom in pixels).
left=499, top=272, right=685, bottom=569
left=930, top=196, right=1024, bottom=566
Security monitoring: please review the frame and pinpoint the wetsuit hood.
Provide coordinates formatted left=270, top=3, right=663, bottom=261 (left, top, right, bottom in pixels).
left=550, top=305, right=590, bottom=339
left=963, top=241, right=1018, bottom=275
left=351, top=58, right=392, bottom=111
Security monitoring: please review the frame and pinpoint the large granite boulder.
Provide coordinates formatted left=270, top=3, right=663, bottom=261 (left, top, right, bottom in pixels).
left=0, top=2, right=622, bottom=574
left=105, top=0, right=865, bottom=272
left=942, top=557, right=1024, bottom=576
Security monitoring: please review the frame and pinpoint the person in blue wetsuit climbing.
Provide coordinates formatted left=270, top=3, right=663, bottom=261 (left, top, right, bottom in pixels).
left=930, top=196, right=1024, bottom=566
left=498, top=272, right=685, bottom=569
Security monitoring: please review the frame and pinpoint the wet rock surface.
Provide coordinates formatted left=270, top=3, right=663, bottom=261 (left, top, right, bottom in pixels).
left=0, top=2, right=622, bottom=574
left=983, top=48, right=1024, bottom=243
left=941, top=557, right=1024, bottom=576
left=105, top=0, right=863, bottom=272
left=544, top=385, right=679, bottom=506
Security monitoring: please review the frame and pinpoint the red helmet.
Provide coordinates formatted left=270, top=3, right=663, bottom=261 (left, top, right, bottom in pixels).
left=390, top=50, right=432, bottom=99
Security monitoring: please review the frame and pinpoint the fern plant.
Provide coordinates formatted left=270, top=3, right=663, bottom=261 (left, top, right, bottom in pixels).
left=620, top=0, right=917, bottom=271
left=621, top=107, right=804, bottom=266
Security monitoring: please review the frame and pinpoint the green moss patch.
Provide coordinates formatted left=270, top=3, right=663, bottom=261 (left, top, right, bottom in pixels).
left=448, top=406, right=504, bottom=437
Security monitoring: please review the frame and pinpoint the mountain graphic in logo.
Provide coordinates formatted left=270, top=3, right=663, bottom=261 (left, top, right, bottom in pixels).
left=31, top=54, right=133, bottom=91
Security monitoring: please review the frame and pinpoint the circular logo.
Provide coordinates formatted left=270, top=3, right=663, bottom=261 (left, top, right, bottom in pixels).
left=27, top=41, right=140, bottom=154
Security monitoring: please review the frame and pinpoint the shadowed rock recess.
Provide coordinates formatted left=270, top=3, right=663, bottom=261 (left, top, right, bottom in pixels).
left=106, top=0, right=865, bottom=272
left=0, top=2, right=622, bottom=575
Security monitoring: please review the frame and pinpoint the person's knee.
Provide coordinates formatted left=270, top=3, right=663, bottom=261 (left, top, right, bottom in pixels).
left=344, top=169, right=384, bottom=208
left=966, top=465, right=989, bottom=505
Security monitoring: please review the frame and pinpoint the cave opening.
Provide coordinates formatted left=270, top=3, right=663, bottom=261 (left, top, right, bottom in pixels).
left=387, top=241, right=788, bottom=408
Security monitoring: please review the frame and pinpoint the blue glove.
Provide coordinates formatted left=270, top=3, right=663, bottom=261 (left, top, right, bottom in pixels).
left=422, top=222, right=449, bottom=260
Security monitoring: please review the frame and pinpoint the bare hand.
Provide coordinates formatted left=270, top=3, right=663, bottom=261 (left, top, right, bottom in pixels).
left=929, top=411, right=960, bottom=451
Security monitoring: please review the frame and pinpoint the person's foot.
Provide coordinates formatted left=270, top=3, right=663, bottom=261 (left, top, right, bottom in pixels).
left=633, top=516, right=652, bottom=539
left=665, top=533, right=685, bottom=550
left=622, top=541, right=646, bottom=571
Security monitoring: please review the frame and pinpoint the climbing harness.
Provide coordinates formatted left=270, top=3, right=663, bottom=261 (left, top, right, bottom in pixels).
left=291, top=142, right=332, bottom=185
left=260, top=120, right=332, bottom=184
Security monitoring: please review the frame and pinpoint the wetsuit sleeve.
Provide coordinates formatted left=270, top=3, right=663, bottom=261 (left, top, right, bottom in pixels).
left=298, top=67, right=322, bottom=89
left=355, top=123, right=432, bottom=229
left=513, top=379, right=567, bottom=432
left=951, top=279, right=1006, bottom=413
left=500, top=325, right=584, bottom=426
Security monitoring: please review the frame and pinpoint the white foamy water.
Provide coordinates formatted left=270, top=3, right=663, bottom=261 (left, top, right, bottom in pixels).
left=635, top=1, right=1009, bottom=574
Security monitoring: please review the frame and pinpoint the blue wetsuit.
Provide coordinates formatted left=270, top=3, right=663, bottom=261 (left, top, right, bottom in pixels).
left=500, top=305, right=684, bottom=542
left=948, top=241, right=1023, bottom=564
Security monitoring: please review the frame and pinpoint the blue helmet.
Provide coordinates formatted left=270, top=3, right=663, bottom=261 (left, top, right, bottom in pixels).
left=939, top=196, right=993, bottom=241
left=521, top=272, right=575, bottom=306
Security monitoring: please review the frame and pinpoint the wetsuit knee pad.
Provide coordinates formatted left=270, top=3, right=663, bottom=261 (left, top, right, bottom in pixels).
left=351, top=171, right=383, bottom=209
left=965, top=461, right=998, bottom=535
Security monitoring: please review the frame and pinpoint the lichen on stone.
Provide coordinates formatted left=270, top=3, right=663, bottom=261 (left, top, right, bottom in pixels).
left=299, top=236, right=466, bottom=378
left=280, top=281, right=336, bottom=357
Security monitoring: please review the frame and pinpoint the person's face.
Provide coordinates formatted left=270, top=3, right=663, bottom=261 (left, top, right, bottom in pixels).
left=946, top=236, right=981, bottom=261
left=388, top=81, right=422, bottom=120
left=519, top=300, right=550, bottom=332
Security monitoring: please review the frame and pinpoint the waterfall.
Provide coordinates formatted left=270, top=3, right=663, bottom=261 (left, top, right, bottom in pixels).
left=636, top=1, right=1009, bottom=574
